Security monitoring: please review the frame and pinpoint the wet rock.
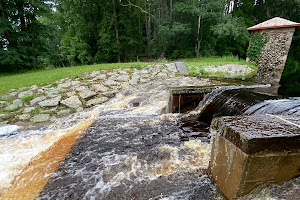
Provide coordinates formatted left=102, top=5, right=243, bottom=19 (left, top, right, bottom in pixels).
left=23, top=107, right=35, bottom=113
left=61, top=96, right=82, bottom=108
left=103, top=80, right=118, bottom=86
left=57, top=109, right=71, bottom=116
left=91, top=84, right=108, bottom=92
left=86, top=97, right=109, bottom=107
left=39, top=96, right=61, bottom=107
left=79, top=90, right=97, bottom=100
left=6, top=99, right=23, bottom=111
left=31, top=114, right=50, bottom=123
left=30, top=85, right=38, bottom=91
left=18, top=114, right=30, bottom=120
left=30, top=96, right=46, bottom=106
left=116, top=75, right=130, bottom=82
left=18, top=90, right=33, bottom=99
left=0, top=114, right=10, bottom=120
left=76, top=86, right=87, bottom=92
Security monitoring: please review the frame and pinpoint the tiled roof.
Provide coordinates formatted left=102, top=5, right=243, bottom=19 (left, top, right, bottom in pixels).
left=247, top=17, right=300, bottom=31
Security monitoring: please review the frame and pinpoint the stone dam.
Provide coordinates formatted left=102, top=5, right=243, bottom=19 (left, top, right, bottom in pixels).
left=0, top=63, right=299, bottom=200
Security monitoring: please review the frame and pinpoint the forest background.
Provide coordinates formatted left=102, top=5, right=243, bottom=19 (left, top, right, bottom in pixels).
left=0, top=0, right=299, bottom=85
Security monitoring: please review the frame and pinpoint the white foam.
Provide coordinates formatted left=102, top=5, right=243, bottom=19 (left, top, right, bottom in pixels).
left=0, top=125, right=21, bottom=136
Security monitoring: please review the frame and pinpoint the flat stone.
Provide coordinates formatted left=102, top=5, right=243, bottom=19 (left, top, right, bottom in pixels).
left=102, top=90, right=117, bottom=98
left=165, top=63, right=177, bottom=72
left=18, top=90, right=33, bottom=99
left=157, top=72, right=168, bottom=77
left=30, top=96, right=46, bottom=106
left=96, top=74, right=107, bottom=80
left=175, top=62, right=188, bottom=74
left=86, top=97, right=109, bottom=107
left=0, top=101, right=7, bottom=107
left=71, top=81, right=81, bottom=86
left=103, top=80, right=118, bottom=86
left=76, top=86, right=87, bottom=92
left=76, top=107, right=84, bottom=112
left=116, top=75, right=130, bottom=82
left=19, top=114, right=30, bottom=120
left=108, top=75, right=118, bottom=80
left=0, top=114, right=10, bottom=120
left=23, top=107, right=35, bottom=113
left=211, top=114, right=300, bottom=154
left=39, top=96, right=61, bottom=107
left=58, top=82, right=71, bottom=88
left=30, top=85, right=38, bottom=91
left=91, top=84, right=109, bottom=92
left=129, top=75, right=140, bottom=85
left=6, top=99, right=23, bottom=111
left=66, top=91, right=77, bottom=97
left=31, top=114, right=50, bottom=123
left=61, top=96, right=82, bottom=108
left=88, top=71, right=101, bottom=78
left=79, top=90, right=97, bottom=100
left=57, top=109, right=71, bottom=116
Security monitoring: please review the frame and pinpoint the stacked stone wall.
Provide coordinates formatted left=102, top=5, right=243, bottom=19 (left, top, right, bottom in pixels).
left=253, top=27, right=295, bottom=84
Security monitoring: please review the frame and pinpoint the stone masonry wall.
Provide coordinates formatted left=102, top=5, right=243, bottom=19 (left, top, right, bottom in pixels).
left=253, top=27, right=295, bottom=84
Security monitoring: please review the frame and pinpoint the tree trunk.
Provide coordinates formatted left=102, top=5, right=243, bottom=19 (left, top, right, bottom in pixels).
left=112, top=0, right=120, bottom=62
left=196, top=15, right=201, bottom=58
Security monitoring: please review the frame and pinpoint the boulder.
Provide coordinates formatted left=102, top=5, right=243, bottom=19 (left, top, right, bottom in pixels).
left=23, top=107, right=35, bottom=113
left=31, top=114, right=50, bottom=123
left=18, top=90, right=33, bottom=99
left=79, top=90, right=97, bottom=100
left=6, top=99, right=23, bottom=111
left=116, top=75, right=130, bottom=82
left=60, top=96, right=82, bottom=108
left=39, top=96, right=61, bottom=107
left=30, top=96, right=46, bottom=106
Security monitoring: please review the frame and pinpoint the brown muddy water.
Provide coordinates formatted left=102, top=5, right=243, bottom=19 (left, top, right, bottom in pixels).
left=0, top=77, right=299, bottom=200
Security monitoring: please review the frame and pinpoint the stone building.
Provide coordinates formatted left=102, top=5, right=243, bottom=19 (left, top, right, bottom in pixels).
left=247, top=17, right=300, bottom=84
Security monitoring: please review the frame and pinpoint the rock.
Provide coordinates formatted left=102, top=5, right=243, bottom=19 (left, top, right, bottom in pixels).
left=157, top=72, right=168, bottom=77
left=91, top=84, right=109, bottom=92
left=96, top=74, right=107, bottom=80
left=58, top=82, right=71, bottom=88
left=6, top=99, right=23, bottom=111
left=19, top=114, right=30, bottom=120
left=0, top=101, right=7, bottom=108
left=23, top=107, right=35, bottom=113
left=165, top=63, right=177, bottom=72
left=30, top=96, right=46, bottom=106
left=88, top=71, right=101, bottom=78
left=86, top=97, right=109, bottom=107
left=108, top=75, right=118, bottom=80
left=71, top=81, right=81, bottom=86
left=141, top=69, right=148, bottom=74
left=76, top=86, right=87, bottom=92
left=57, top=109, right=71, bottom=116
left=76, top=107, right=84, bottom=112
left=18, top=87, right=27, bottom=92
left=66, top=91, right=77, bottom=97
left=60, top=96, right=82, bottom=108
left=30, top=85, right=38, bottom=91
left=18, top=90, right=33, bottom=99
left=31, top=114, right=50, bottom=123
left=39, top=96, right=61, bottom=107
left=118, top=70, right=128, bottom=75
left=103, top=80, right=118, bottom=86
left=129, top=74, right=141, bottom=85
left=9, top=89, right=16, bottom=92
left=102, top=90, right=117, bottom=98
left=116, top=75, right=130, bottom=82
left=0, top=114, right=10, bottom=120
left=79, top=90, right=97, bottom=100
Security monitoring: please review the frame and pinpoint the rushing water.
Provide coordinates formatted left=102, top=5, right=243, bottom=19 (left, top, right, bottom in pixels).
left=0, top=77, right=299, bottom=200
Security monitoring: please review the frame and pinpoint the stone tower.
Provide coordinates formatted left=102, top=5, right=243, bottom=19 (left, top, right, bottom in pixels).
left=247, top=17, right=300, bottom=84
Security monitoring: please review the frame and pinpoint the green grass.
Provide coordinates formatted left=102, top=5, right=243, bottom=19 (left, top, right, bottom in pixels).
left=20, top=94, right=38, bottom=102
left=0, top=62, right=149, bottom=94
left=184, top=56, right=257, bottom=80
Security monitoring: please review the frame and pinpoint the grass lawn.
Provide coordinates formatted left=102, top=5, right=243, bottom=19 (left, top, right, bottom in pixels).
left=0, top=62, right=148, bottom=94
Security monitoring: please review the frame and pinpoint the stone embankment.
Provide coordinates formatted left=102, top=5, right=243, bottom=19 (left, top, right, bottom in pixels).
left=0, top=64, right=179, bottom=126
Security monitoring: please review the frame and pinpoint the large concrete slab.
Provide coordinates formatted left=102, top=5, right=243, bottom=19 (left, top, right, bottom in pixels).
left=175, top=62, right=188, bottom=74
left=210, top=114, right=300, bottom=199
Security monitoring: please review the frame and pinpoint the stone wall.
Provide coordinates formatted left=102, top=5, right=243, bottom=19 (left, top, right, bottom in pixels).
left=253, top=27, right=295, bottom=84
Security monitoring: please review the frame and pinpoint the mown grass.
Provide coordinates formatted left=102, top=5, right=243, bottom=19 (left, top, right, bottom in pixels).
left=184, top=56, right=257, bottom=80
left=0, top=62, right=148, bottom=93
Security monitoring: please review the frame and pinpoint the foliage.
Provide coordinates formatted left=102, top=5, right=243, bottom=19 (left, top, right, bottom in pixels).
left=246, top=34, right=268, bottom=62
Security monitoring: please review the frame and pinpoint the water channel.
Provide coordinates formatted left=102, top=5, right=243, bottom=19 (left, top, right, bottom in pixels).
left=0, top=76, right=299, bottom=200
